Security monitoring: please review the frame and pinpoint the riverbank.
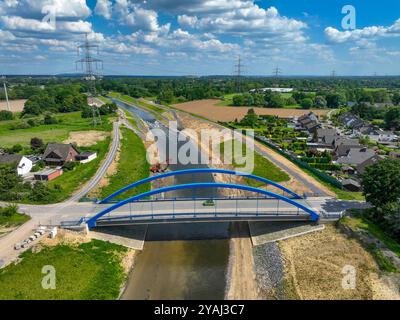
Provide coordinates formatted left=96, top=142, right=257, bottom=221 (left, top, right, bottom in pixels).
left=225, top=222, right=260, bottom=300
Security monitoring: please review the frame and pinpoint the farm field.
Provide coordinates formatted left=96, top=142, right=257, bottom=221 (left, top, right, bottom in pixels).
left=0, top=99, right=26, bottom=112
left=173, top=99, right=329, bottom=121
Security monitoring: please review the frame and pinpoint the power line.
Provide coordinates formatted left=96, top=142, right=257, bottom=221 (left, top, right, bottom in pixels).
left=234, top=55, right=244, bottom=93
left=273, top=66, right=282, bottom=78
left=76, top=34, right=103, bottom=126
left=2, top=76, right=10, bottom=111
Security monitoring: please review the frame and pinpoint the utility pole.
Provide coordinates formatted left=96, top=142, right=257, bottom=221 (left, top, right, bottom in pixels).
left=234, top=55, right=244, bottom=93
left=2, top=76, right=10, bottom=111
left=331, top=70, right=336, bottom=78
left=76, top=34, right=103, bottom=126
left=273, top=66, right=282, bottom=78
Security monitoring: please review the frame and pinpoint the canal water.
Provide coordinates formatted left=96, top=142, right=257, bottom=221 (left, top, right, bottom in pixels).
left=115, top=98, right=232, bottom=300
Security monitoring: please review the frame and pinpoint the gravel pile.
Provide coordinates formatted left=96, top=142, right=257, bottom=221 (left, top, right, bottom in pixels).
left=253, top=242, right=285, bottom=298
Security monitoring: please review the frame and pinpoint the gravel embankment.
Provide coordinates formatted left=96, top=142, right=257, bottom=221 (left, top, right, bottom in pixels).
left=253, top=242, right=285, bottom=299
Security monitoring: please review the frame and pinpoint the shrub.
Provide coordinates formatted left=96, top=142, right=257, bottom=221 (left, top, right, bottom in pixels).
left=0, top=110, right=14, bottom=121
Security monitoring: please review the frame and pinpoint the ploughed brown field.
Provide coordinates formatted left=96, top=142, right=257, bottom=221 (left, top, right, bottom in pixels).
left=0, top=99, right=26, bottom=112
left=173, top=99, right=329, bottom=121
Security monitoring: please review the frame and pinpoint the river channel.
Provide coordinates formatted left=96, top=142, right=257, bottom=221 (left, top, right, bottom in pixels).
left=112, top=99, right=231, bottom=300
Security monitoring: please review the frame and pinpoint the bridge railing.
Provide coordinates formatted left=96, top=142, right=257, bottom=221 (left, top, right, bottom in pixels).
left=99, top=168, right=303, bottom=204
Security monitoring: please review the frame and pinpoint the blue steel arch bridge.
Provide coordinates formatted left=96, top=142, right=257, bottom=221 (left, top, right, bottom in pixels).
left=80, top=168, right=322, bottom=229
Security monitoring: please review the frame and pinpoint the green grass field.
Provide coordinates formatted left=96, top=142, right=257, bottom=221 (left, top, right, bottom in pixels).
left=0, top=240, right=127, bottom=300
left=0, top=111, right=115, bottom=204
left=220, top=140, right=290, bottom=186
left=99, top=128, right=150, bottom=200
left=0, top=112, right=113, bottom=148
left=0, top=205, right=30, bottom=228
left=215, top=93, right=302, bottom=109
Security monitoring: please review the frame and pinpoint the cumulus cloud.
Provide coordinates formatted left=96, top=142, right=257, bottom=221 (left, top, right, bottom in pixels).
left=95, top=0, right=113, bottom=20
left=0, top=0, right=91, bottom=19
left=177, top=5, right=306, bottom=38
left=1, top=16, right=92, bottom=33
left=325, top=19, right=400, bottom=43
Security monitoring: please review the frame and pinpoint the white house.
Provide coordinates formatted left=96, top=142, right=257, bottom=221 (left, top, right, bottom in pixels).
left=369, top=130, right=399, bottom=144
left=249, top=87, right=294, bottom=93
left=0, top=154, right=33, bottom=175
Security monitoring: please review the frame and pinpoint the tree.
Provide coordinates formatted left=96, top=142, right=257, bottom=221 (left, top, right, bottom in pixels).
left=381, top=202, right=400, bottom=241
left=30, top=137, right=44, bottom=150
left=325, top=92, right=346, bottom=108
left=361, top=158, right=400, bottom=209
left=314, top=96, right=327, bottom=108
left=0, top=110, right=14, bottom=121
left=392, top=92, right=400, bottom=106
left=240, top=108, right=258, bottom=127
left=384, top=107, right=400, bottom=130
left=44, top=114, right=57, bottom=125
left=232, top=95, right=245, bottom=106
left=300, top=98, right=314, bottom=109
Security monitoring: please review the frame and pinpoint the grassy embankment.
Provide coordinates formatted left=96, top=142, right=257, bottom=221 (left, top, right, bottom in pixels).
left=0, top=204, right=30, bottom=229
left=220, top=139, right=290, bottom=187
left=108, top=92, right=165, bottom=116
left=341, top=212, right=400, bottom=272
left=99, top=127, right=150, bottom=201
left=0, top=240, right=128, bottom=299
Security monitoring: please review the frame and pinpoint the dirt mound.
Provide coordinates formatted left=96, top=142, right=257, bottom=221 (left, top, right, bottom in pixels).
left=64, top=130, right=109, bottom=147
left=279, top=225, right=400, bottom=300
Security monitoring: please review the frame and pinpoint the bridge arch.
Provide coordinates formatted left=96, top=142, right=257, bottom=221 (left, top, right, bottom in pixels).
left=99, top=168, right=302, bottom=204
left=87, top=182, right=318, bottom=228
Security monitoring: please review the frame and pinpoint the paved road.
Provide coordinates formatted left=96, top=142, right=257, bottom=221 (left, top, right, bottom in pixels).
left=12, top=196, right=370, bottom=228
left=68, top=121, right=120, bottom=202
left=0, top=121, right=120, bottom=267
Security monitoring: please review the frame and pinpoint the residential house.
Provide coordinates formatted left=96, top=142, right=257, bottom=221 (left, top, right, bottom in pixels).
left=336, top=147, right=376, bottom=166
left=389, top=151, right=400, bottom=159
left=356, top=155, right=383, bottom=174
left=368, top=130, right=399, bottom=144
left=342, top=179, right=362, bottom=192
left=333, top=138, right=362, bottom=158
left=43, top=143, right=79, bottom=166
left=338, top=112, right=364, bottom=130
left=298, top=112, right=320, bottom=133
left=0, top=154, right=33, bottom=175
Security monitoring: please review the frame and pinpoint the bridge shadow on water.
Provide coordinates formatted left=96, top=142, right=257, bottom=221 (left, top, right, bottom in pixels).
left=91, top=221, right=265, bottom=242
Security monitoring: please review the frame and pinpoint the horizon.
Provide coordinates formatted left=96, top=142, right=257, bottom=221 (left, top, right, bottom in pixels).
left=0, top=1, right=400, bottom=76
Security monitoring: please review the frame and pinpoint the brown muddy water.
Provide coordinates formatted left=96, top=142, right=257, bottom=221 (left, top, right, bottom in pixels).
left=121, top=223, right=230, bottom=300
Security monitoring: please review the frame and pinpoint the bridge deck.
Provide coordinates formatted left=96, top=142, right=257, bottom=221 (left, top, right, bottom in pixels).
left=87, top=198, right=321, bottom=227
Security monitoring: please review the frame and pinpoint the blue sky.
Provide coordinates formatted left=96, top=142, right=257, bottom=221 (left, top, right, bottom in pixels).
left=0, top=0, right=399, bottom=76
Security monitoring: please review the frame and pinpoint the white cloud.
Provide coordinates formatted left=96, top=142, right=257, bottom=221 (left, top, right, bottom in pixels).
left=95, top=0, right=113, bottom=20
left=0, top=29, right=16, bottom=42
left=1, top=16, right=92, bottom=33
left=177, top=5, right=306, bottom=39
left=0, top=0, right=91, bottom=19
left=325, top=19, right=400, bottom=43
